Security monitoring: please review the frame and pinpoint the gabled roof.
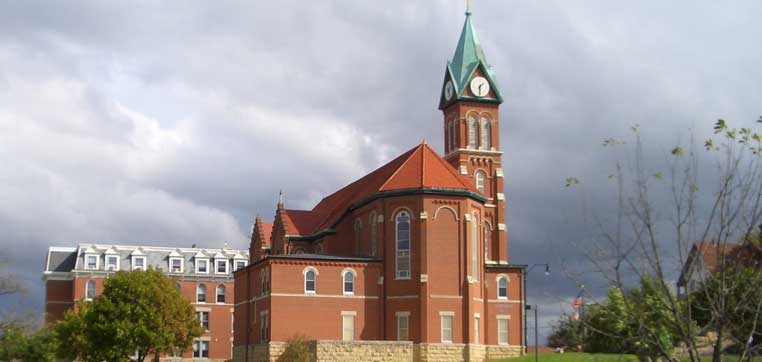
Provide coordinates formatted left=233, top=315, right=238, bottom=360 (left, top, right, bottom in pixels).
left=678, top=241, right=742, bottom=285
left=260, top=222, right=273, bottom=245
left=283, top=143, right=483, bottom=237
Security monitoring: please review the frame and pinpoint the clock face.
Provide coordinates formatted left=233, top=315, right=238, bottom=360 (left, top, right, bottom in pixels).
left=444, top=80, right=454, bottom=101
left=470, top=76, right=490, bottom=97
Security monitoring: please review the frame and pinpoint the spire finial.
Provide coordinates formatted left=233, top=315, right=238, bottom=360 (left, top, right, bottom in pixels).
left=278, top=190, right=284, bottom=207
left=465, top=0, right=472, bottom=15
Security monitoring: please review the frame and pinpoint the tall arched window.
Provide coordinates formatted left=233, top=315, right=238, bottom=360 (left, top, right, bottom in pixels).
left=471, top=213, right=479, bottom=281
left=484, top=224, right=491, bottom=261
left=85, top=280, right=96, bottom=301
left=369, top=212, right=378, bottom=256
left=448, top=119, right=456, bottom=152
left=343, top=270, right=355, bottom=294
left=480, top=116, right=491, bottom=149
left=497, top=276, right=508, bottom=299
left=475, top=171, right=486, bottom=193
left=216, top=284, right=226, bottom=303
left=304, top=267, right=317, bottom=293
left=395, top=211, right=411, bottom=279
left=353, top=219, right=362, bottom=255
left=197, top=284, right=207, bottom=303
left=468, top=115, right=478, bottom=149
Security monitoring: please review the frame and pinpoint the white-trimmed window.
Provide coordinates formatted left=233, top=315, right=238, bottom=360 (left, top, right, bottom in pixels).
left=475, top=171, right=486, bottom=193
left=169, top=257, right=183, bottom=273
left=197, top=284, right=207, bottom=303
left=343, top=270, right=355, bottom=294
left=216, top=284, right=226, bottom=303
left=196, top=311, right=209, bottom=330
left=132, top=256, right=146, bottom=271
left=396, top=312, right=410, bottom=341
left=497, top=276, right=508, bottom=299
left=342, top=311, right=356, bottom=341
left=395, top=211, right=411, bottom=279
left=369, top=212, right=378, bottom=256
left=105, top=255, right=119, bottom=271
left=234, top=260, right=247, bottom=271
left=480, top=116, right=491, bottom=149
left=497, top=316, right=510, bottom=345
left=85, top=280, right=96, bottom=301
left=193, top=340, right=209, bottom=358
left=196, top=258, right=209, bottom=274
left=468, top=115, right=478, bottom=149
left=215, top=259, right=229, bottom=274
left=260, top=311, right=269, bottom=343
left=304, top=268, right=317, bottom=294
left=440, top=312, right=454, bottom=343
left=85, top=254, right=99, bottom=270
left=471, top=213, right=479, bottom=281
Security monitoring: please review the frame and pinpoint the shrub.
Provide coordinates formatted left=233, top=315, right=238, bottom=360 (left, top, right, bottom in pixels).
left=279, top=335, right=311, bottom=362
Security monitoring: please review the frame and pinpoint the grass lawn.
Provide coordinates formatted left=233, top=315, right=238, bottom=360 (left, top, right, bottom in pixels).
left=492, top=353, right=742, bottom=362
left=492, top=352, right=639, bottom=362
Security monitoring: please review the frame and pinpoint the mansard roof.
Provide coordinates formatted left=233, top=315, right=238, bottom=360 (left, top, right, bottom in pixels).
left=281, top=143, right=484, bottom=238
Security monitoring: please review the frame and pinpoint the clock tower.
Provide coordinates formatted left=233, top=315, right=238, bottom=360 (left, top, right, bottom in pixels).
left=439, top=8, right=509, bottom=263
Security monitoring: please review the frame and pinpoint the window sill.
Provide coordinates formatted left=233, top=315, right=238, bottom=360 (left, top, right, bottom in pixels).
left=304, top=291, right=316, bottom=295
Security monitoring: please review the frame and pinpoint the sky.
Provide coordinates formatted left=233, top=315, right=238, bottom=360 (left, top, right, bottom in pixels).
left=1, top=0, right=761, bottom=342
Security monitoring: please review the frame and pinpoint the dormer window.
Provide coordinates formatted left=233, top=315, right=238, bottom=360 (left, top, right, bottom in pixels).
left=132, top=256, right=146, bottom=271
left=234, top=260, right=247, bottom=271
left=215, top=259, right=229, bottom=275
left=106, top=255, right=119, bottom=271
left=170, top=257, right=183, bottom=273
left=85, top=254, right=99, bottom=270
left=196, top=259, right=209, bottom=274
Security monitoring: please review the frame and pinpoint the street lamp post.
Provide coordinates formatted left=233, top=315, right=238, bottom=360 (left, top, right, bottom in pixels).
left=523, top=263, right=550, bottom=356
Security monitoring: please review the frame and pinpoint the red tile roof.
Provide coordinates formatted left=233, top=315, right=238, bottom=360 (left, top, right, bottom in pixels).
left=692, top=242, right=741, bottom=273
left=284, top=143, right=480, bottom=236
left=260, top=222, right=273, bottom=246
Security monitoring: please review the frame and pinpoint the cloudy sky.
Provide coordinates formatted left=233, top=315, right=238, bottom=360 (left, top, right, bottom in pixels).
left=1, top=0, right=761, bottom=341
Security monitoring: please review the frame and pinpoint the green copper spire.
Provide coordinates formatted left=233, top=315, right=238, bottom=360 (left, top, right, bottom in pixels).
left=440, top=8, right=503, bottom=108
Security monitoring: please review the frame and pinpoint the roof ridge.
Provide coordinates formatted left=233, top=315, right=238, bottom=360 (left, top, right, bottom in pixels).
left=379, top=144, right=424, bottom=191
left=421, top=143, right=475, bottom=189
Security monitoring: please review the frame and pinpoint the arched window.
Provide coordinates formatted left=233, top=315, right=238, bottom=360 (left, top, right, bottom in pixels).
left=343, top=270, right=355, bottom=294
left=471, top=213, right=479, bottom=281
left=197, top=284, right=207, bottom=303
left=395, top=211, right=411, bottom=279
left=304, top=268, right=317, bottom=293
left=353, top=219, right=362, bottom=255
left=448, top=119, right=456, bottom=152
left=468, top=115, right=478, bottom=149
left=369, top=212, right=378, bottom=256
left=480, top=116, right=491, bottom=149
left=85, top=280, right=96, bottom=301
left=216, top=284, right=226, bottom=303
left=475, top=171, right=486, bottom=193
left=260, top=268, right=269, bottom=295
left=497, top=276, right=508, bottom=299
left=484, top=224, right=491, bottom=261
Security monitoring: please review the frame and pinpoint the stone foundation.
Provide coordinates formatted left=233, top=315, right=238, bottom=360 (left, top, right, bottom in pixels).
left=485, top=345, right=523, bottom=360
left=233, top=341, right=520, bottom=362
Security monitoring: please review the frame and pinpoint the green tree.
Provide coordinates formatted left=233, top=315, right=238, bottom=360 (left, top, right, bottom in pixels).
left=547, top=316, right=584, bottom=350
left=56, top=268, right=203, bottom=362
left=0, top=324, right=58, bottom=362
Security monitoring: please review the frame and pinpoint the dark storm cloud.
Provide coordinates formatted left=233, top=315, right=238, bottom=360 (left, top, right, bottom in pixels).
left=1, top=0, right=761, bottom=340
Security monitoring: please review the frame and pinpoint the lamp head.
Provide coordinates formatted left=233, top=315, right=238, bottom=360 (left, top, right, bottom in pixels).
left=544, top=264, right=551, bottom=276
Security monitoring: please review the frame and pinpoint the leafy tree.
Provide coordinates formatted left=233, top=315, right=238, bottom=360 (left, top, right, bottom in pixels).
left=547, top=315, right=584, bottom=350
left=56, top=268, right=203, bottom=362
left=0, top=324, right=58, bottom=362
left=567, top=119, right=762, bottom=362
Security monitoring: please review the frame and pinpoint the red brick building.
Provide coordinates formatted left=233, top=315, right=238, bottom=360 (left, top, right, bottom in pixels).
left=234, top=10, right=526, bottom=362
left=44, top=244, right=248, bottom=361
